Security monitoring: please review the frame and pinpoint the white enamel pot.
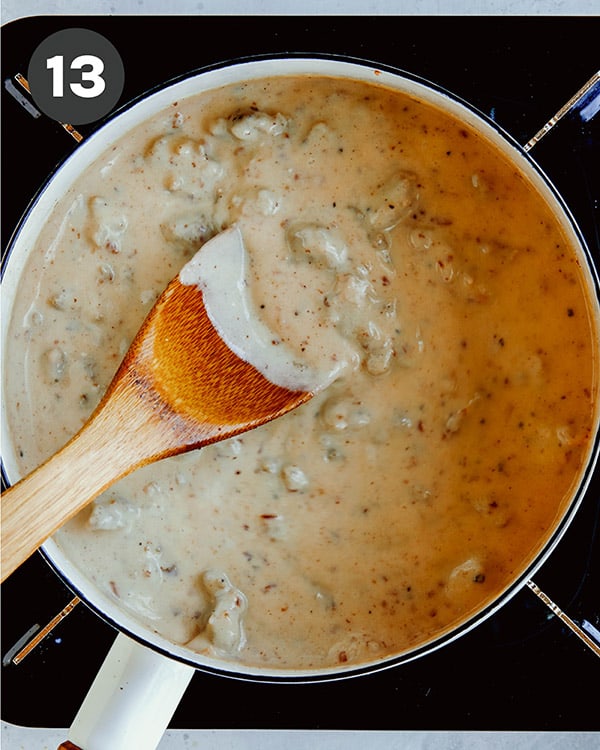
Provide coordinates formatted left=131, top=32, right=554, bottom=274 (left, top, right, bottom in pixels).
left=2, top=57, right=599, bottom=750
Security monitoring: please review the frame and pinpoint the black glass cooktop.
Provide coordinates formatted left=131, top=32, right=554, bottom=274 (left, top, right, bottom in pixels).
left=2, top=14, right=599, bottom=733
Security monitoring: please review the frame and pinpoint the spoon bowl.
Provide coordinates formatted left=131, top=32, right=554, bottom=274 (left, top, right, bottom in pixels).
left=0, top=229, right=314, bottom=582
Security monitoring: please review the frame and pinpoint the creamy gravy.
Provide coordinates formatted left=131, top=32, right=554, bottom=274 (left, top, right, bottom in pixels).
left=4, top=74, right=598, bottom=670
left=179, top=225, right=340, bottom=392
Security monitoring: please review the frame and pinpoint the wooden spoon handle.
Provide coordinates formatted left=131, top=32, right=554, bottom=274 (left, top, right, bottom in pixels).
left=0, top=378, right=172, bottom=582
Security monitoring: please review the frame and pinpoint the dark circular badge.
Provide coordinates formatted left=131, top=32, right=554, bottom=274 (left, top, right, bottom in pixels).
left=28, top=28, right=125, bottom=125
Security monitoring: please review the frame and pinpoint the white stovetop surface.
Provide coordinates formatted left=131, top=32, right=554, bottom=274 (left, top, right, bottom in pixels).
left=1, top=1, right=598, bottom=749
left=1, top=725, right=599, bottom=750
left=1, top=0, right=598, bottom=22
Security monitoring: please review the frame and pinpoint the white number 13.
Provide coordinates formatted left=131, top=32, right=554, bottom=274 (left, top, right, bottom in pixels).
left=47, top=54, right=106, bottom=98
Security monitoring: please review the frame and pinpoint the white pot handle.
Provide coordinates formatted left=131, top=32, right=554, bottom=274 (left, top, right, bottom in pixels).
left=57, top=632, right=195, bottom=750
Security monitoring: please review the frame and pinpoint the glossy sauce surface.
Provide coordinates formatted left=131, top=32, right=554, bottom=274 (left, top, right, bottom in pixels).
left=5, top=75, right=598, bottom=670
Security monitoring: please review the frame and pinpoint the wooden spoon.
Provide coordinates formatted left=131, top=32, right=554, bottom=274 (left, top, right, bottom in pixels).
left=1, top=229, right=314, bottom=582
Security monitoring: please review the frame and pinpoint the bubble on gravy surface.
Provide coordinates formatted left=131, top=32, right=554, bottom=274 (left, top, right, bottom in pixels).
left=5, top=74, right=598, bottom=670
